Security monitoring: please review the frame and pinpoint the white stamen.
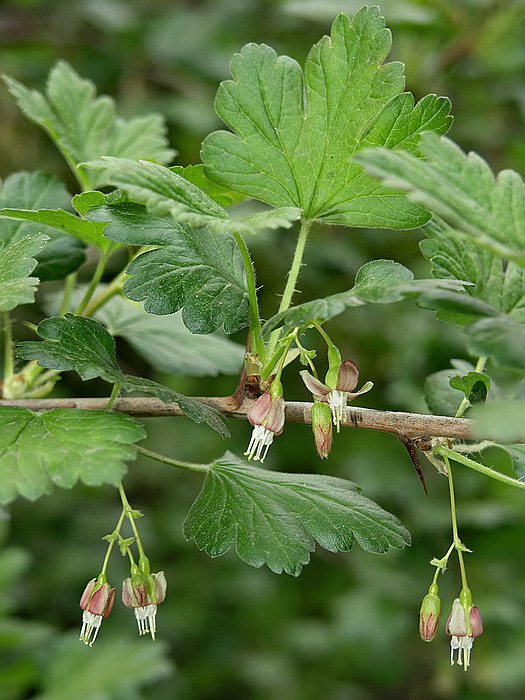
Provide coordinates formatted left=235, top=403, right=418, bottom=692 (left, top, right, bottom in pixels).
left=134, top=604, right=158, bottom=640
left=328, top=390, right=347, bottom=431
left=244, top=425, right=274, bottom=462
left=80, top=611, right=102, bottom=646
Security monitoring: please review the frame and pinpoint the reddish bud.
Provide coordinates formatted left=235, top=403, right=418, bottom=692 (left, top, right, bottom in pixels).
left=311, top=401, right=333, bottom=459
left=419, top=583, right=441, bottom=642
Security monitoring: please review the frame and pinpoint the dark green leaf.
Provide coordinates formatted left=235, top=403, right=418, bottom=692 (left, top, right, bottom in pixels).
left=0, top=235, right=48, bottom=312
left=423, top=369, right=466, bottom=417
left=184, top=451, right=411, bottom=575
left=449, top=372, right=490, bottom=406
left=0, top=171, right=85, bottom=280
left=121, top=224, right=249, bottom=334
left=0, top=407, right=145, bottom=504
left=466, top=316, right=525, bottom=369
left=202, top=8, right=451, bottom=228
left=16, top=315, right=229, bottom=436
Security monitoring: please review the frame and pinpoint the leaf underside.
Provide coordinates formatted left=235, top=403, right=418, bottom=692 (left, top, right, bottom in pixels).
left=0, top=234, right=48, bottom=312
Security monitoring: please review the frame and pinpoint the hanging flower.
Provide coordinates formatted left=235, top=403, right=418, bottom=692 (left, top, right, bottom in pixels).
left=79, top=577, right=115, bottom=646
left=122, top=571, right=167, bottom=640
left=419, top=583, right=441, bottom=642
left=300, top=360, right=373, bottom=432
left=446, top=597, right=483, bottom=670
left=244, top=385, right=285, bottom=462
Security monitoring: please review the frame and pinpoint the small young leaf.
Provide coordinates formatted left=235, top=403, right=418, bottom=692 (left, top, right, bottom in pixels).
left=357, top=133, right=525, bottom=262
left=0, top=235, right=48, bottom=312
left=449, top=372, right=491, bottom=406
left=16, top=315, right=229, bottom=436
left=0, top=407, right=145, bottom=504
left=0, top=171, right=85, bottom=280
left=96, top=295, right=244, bottom=377
left=4, top=61, right=175, bottom=189
left=202, top=8, right=451, bottom=228
left=184, top=451, right=411, bottom=575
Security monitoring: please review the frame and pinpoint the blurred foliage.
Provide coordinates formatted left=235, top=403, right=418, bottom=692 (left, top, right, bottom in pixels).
left=1, top=0, right=525, bottom=698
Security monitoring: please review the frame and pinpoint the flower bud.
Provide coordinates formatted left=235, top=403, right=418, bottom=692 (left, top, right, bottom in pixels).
left=311, top=401, right=333, bottom=459
left=419, top=583, right=441, bottom=642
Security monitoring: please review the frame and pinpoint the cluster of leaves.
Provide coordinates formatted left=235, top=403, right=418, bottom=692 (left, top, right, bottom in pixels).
left=1, top=5, right=524, bottom=587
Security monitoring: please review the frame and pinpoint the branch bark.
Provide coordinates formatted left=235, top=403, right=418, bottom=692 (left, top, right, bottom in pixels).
left=0, top=395, right=475, bottom=440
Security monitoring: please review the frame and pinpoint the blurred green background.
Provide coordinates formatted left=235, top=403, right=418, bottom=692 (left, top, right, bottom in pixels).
left=1, top=0, right=525, bottom=698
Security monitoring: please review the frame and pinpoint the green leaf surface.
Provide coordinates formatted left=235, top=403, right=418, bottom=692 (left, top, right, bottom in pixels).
left=16, top=315, right=229, bottom=436
left=357, top=133, right=525, bottom=262
left=184, top=451, right=411, bottom=575
left=0, top=407, right=145, bottom=504
left=201, top=8, right=451, bottom=227
left=0, top=171, right=85, bottom=280
left=466, top=316, right=525, bottom=370
left=472, top=401, right=525, bottom=443
left=95, top=295, right=244, bottom=377
left=421, top=218, right=525, bottom=325
left=496, top=444, right=525, bottom=479
left=263, top=259, right=471, bottom=334
left=4, top=61, right=174, bottom=189
left=87, top=157, right=301, bottom=234
left=0, top=235, right=48, bottom=312
left=449, top=371, right=490, bottom=406
left=171, top=164, right=246, bottom=208
left=104, top=213, right=249, bottom=334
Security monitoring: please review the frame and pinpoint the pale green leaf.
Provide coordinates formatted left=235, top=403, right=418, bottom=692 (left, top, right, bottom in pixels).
left=16, top=315, right=229, bottom=436
left=4, top=61, right=174, bottom=189
left=0, top=235, right=48, bottom=311
left=201, top=8, right=451, bottom=227
left=184, top=452, right=411, bottom=575
left=95, top=295, right=244, bottom=377
left=263, top=259, right=472, bottom=334
left=357, top=133, right=525, bottom=262
left=171, top=164, right=245, bottom=207
left=0, top=171, right=85, bottom=280
left=466, top=316, right=525, bottom=369
left=0, top=407, right=145, bottom=504
left=472, top=401, right=525, bottom=443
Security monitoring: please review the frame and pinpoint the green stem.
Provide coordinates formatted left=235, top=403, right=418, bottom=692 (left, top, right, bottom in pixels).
left=232, top=231, right=264, bottom=360
left=431, top=541, right=456, bottom=584
left=135, top=444, right=210, bottom=473
left=59, top=273, right=78, bottom=315
left=267, top=219, right=312, bottom=357
left=435, top=445, right=525, bottom=491
left=2, top=312, right=13, bottom=383
left=83, top=269, right=127, bottom=317
left=454, top=356, right=487, bottom=418
left=118, top=483, right=147, bottom=562
left=106, top=383, right=120, bottom=410
left=100, top=506, right=127, bottom=577
left=444, top=455, right=469, bottom=590
left=74, top=249, right=110, bottom=316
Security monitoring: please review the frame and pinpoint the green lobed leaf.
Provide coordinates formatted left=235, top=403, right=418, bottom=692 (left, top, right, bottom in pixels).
left=95, top=295, right=244, bottom=377
left=466, top=316, right=525, bottom=370
left=421, top=218, right=525, bottom=325
left=171, top=164, right=246, bottom=207
left=0, top=171, right=85, bottom=280
left=357, top=133, right=525, bottom=262
left=86, top=157, right=302, bottom=234
left=449, top=371, right=490, bottom=406
left=4, top=61, right=175, bottom=189
left=0, top=235, right=48, bottom=312
left=201, top=8, right=452, bottom=228
left=184, top=451, right=411, bottom=575
left=262, top=259, right=472, bottom=334
left=0, top=407, right=145, bottom=504
left=16, top=315, right=229, bottom=436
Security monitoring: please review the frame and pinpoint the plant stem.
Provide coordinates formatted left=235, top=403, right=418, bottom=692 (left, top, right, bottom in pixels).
left=435, top=445, right=525, bottom=491
left=106, top=383, right=120, bottom=410
left=59, top=273, right=78, bottom=315
left=2, top=312, right=13, bottom=383
left=267, top=219, right=312, bottom=357
left=135, top=444, right=210, bottom=472
left=232, top=231, right=264, bottom=359
left=444, top=455, right=469, bottom=590
left=100, top=506, right=127, bottom=577
left=83, top=269, right=127, bottom=317
left=454, top=356, right=487, bottom=418
left=74, top=249, right=110, bottom=316
left=118, top=483, right=147, bottom=562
